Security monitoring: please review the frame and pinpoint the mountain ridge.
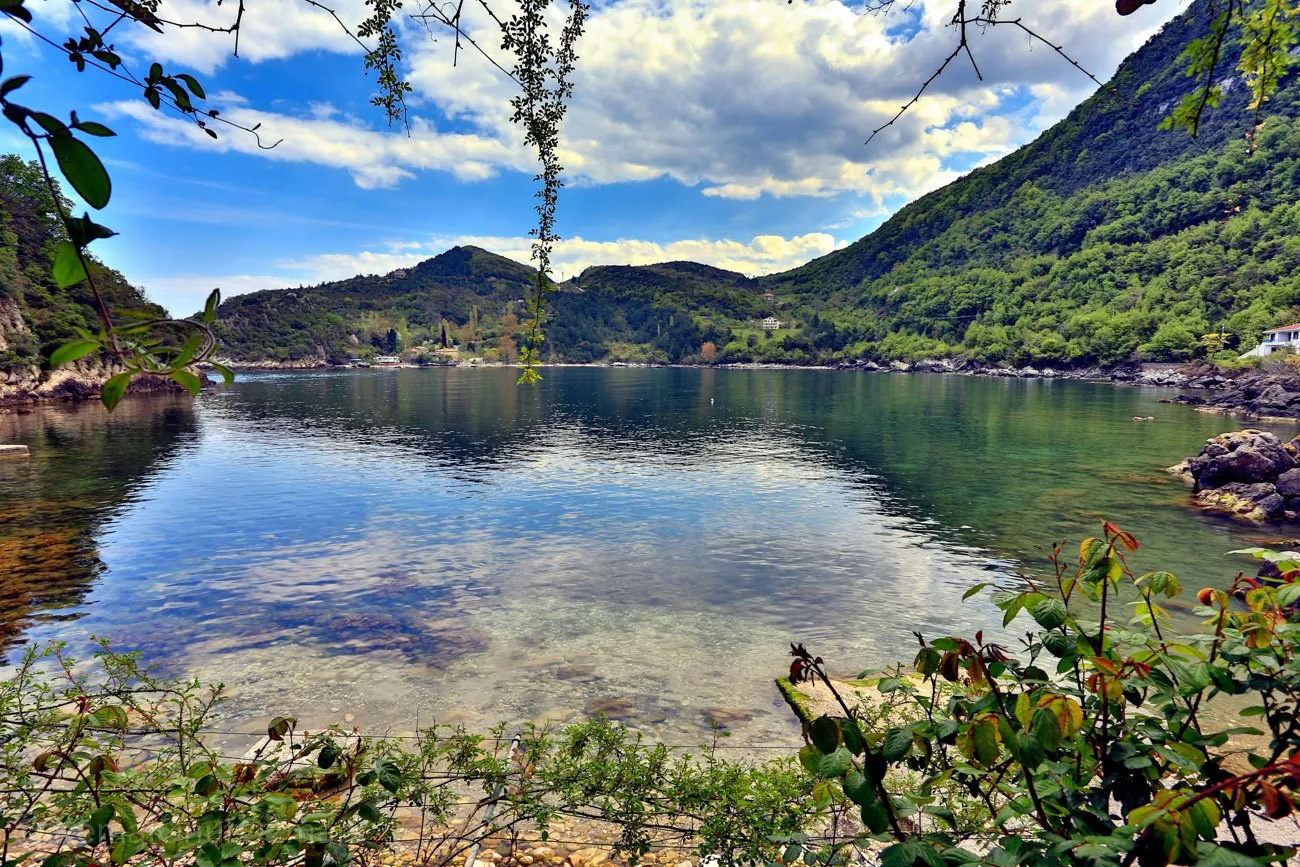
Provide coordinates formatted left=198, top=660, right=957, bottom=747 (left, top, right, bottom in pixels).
left=212, top=0, right=1300, bottom=367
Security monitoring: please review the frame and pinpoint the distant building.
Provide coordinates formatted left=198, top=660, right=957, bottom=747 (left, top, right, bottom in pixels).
left=762, top=291, right=776, bottom=304
left=761, top=316, right=782, bottom=331
left=374, top=355, right=402, bottom=365
left=1243, top=324, right=1300, bottom=357
left=435, top=346, right=461, bottom=360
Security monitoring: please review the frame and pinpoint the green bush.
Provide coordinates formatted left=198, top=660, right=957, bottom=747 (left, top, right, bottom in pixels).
left=787, top=523, right=1300, bottom=866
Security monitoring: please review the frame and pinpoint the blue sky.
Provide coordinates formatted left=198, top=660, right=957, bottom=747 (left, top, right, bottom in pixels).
left=3, top=0, right=1184, bottom=315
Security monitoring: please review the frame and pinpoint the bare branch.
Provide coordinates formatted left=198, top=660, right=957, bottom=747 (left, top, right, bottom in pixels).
left=866, top=2, right=1111, bottom=147
left=410, top=2, right=521, bottom=85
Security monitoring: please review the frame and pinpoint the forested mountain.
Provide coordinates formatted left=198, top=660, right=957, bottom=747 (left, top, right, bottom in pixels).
left=213, top=246, right=539, bottom=362
left=212, top=0, right=1300, bottom=367
left=757, top=0, right=1300, bottom=366
left=0, top=156, right=165, bottom=396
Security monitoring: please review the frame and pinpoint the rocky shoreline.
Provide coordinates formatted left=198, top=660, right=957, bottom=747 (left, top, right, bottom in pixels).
left=16, top=349, right=1300, bottom=422
left=1170, top=429, right=1300, bottom=522
left=0, top=359, right=192, bottom=407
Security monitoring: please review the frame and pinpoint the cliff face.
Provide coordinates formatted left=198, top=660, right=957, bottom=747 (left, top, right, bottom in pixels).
left=0, top=156, right=176, bottom=404
left=0, top=298, right=190, bottom=404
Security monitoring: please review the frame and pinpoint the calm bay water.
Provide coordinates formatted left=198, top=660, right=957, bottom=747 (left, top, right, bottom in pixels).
left=2, top=368, right=1296, bottom=746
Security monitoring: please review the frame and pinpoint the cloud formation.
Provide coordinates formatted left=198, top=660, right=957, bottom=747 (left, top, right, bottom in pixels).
left=99, top=0, right=1181, bottom=201
left=144, top=232, right=845, bottom=312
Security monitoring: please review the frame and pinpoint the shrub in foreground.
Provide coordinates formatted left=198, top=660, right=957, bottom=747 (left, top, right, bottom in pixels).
left=788, top=523, right=1299, bottom=866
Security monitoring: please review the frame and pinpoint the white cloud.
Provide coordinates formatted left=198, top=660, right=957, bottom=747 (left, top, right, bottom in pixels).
left=94, top=0, right=1183, bottom=202
left=123, top=0, right=371, bottom=72
left=143, top=232, right=844, bottom=312
left=281, top=232, right=846, bottom=280
left=103, top=96, right=532, bottom=188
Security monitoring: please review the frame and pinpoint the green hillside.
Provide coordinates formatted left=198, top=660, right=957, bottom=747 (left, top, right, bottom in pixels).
left=754, top=0, right=1300, bottom=366
left=213, top=245, right=539, bottom=362
left=0, top=155, right=163, bottom=376
left=212, top=0, right=1300, bottom=368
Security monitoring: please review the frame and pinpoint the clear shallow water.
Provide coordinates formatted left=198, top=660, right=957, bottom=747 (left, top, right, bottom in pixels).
left=2, top=368, right=1297, bottom=747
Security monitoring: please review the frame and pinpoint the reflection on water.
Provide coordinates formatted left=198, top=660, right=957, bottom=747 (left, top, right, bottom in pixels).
left=0, top=397, right=197, bottom=647
left=2, top=369, right=1297, bottom=746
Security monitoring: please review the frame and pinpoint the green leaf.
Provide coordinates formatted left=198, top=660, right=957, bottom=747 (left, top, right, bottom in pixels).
left=267, top=715, right=296, bottom=741
left=860, top=800, right=890, bottom=835
left=110, top=835, right=147, bottom=865
left=63, top=212, right=116, bottom=248
left=356, top=801, right=382, bottom=823
left=210, top=361, right=235, bottom=385
left=971, top=718, right=1000, bottom=767
left=811, top=716, right=841, bottom=754
left=881, top=726, right=913, bottom=763
left=842, top=770, right=875, bottom=806
left=374, top=758, right=402, bottom=793
left=841, top=717, right=865, bottom=755
left=91, top=705, right=129, bottom=729
left=317, top=743, right=340, bottom=769
left=1030, top=597, right=1067, bottom=631
left=921, top=805, right=957, bottom=829
left=49, top=338, right=99, bottom=367
left=1194, top=845, right=1273, bottom=867
left=52, top=241, right=87, bottom=288
left=797, top=745, right=820, bottom=775
left=30, top=111, right=68, bottom=136
left=203, top=287, right=221, bottom=322
left=169, top=368, right=203, bottom=396
left=326, top=842, right=349, bottom=867
left=962, top=582, right=992, bottom=601
left=1137, top=571, right=1182, bottom=598
left=0, top=0, right=31, bottom=23
left=0, top=74, right=30, bottom=96
left=50, top=136, right=111, bottom=208
left=176, top=73, right=206, bottom=99
left=1277, top=583, right=1300, bottom=607
left=101, top=371, right=131, bottom=411
left=1042, top=630, right=1073, bottom=658
left=1014, top=731, right=1045, bottom=770
left=817, top=746, right=853, bottom=779
left=73, top=120, right=115, bottom=137
left=1031, top=706, right=1062, bottom=752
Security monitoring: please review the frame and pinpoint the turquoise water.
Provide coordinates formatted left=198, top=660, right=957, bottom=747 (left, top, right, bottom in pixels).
left=1, top=368, right=1295, bottom=745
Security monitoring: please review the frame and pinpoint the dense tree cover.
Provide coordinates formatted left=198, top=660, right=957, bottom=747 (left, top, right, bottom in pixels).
left=822, top=113, right=1300, bottom=366
left=212, top=246, right=538, bottom=362
left=0, top=156, right=162, bottom=373
left=756, top=0, right=1300, bottom=367
left=211, top=0, right=1300, bottom=369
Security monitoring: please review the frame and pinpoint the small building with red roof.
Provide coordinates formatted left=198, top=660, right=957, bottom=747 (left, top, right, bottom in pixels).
left=1243, top=324, right=1300, bottom=357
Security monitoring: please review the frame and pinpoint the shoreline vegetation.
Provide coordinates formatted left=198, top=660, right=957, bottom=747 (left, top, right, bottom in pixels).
left=6, top=519, right=1300, bottom=867
left=10, top=357, right=1300, bottom=422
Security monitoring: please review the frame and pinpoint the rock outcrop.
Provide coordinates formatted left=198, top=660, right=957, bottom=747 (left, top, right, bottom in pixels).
left=1174, top=430, right=1300, bottom=521
left=1173, top=370, right=1300, bottom=420
left=1, top=298, right=198, bottom=405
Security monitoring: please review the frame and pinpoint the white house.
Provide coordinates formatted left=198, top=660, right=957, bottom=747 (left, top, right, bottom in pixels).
left=1242, top=324, right=1300, bottom=357
left=761, top=316, right=782, bottom=331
